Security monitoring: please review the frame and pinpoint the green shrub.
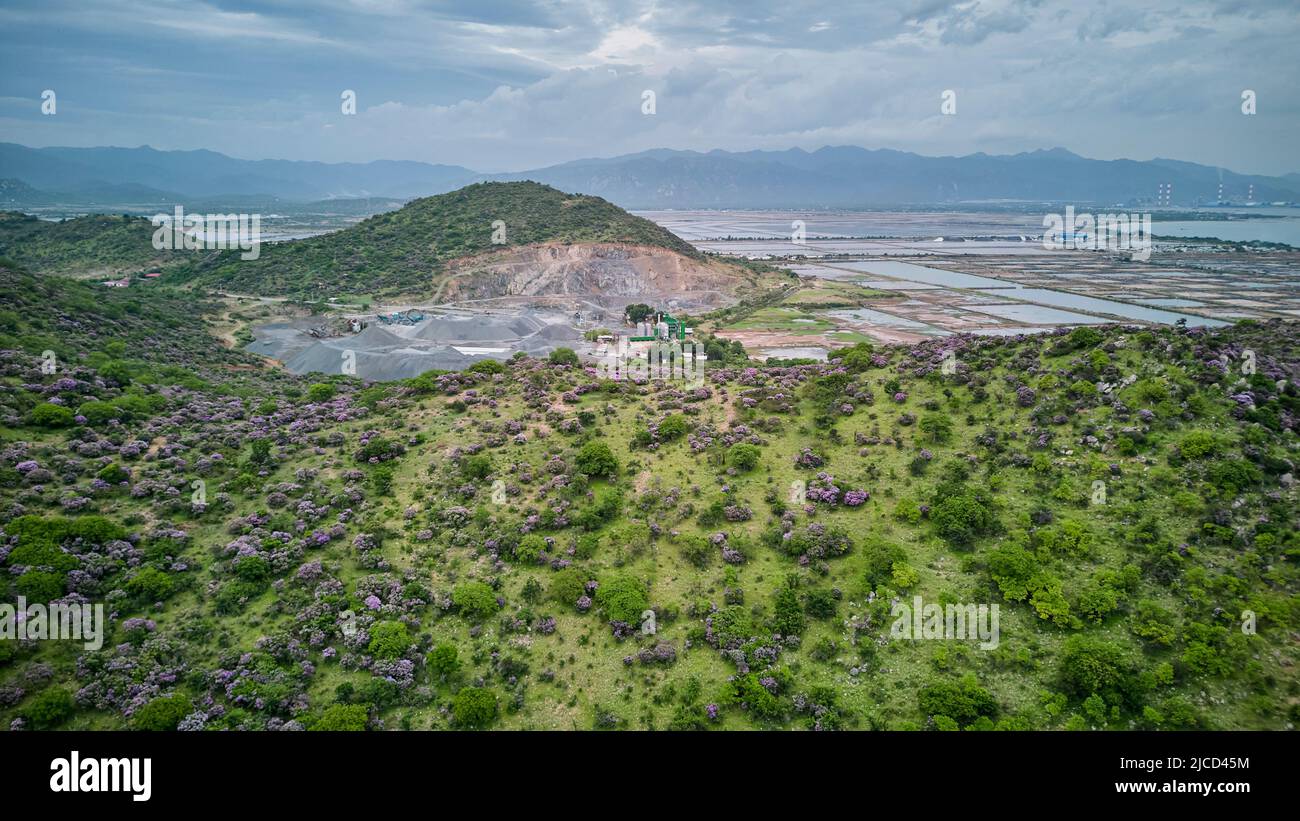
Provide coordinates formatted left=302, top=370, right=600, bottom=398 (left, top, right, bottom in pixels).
left=709, top=605, right=753, bottom=645
left=657, top=414, right=689, bottom=440
left=452, top=582, right=498, bottom=620
left=96, top=463, right=130, bottom=484
left=16, top=570, right=64, bottom=603
left=453, top=687, right=498, bottom=728
left=427, top=643, right=460, bottom=680
left=548, top=568, right=587, bottom=606
left=862, top=538, right=906, bottom=590
left=26, top=687, right=75, bottom=728
left=461, top=454, right=492, bottom=480
left=125, top=566, right=175, bottom=601
left=548, top=348, right=579, bottom=367
left=1179, top=430, right=1219, bottom=459
left=28, top=402, right=74, bottom=427
left=728, top=443, right=762, bottom=471
left=772, top=583, right=805, bottom=636
left=515, top=534, right=547, bottom=564
left=312, top=703, right=369, bottom=731
left=930, top=490, right=995, bottom=548
left=918, top=674, right=997, bottom=725
left=1060, top=636, right=1145, bottom=705
left=306, top=382, right=336, bottom=403
left=596, top=575, right=649, bottom=624
left=804, top=588, right=838, bottom=619
left=575, top=440, right=618, bottom=477
left=367, top=621, right=411, bottom=660
left=132, top=695, right=192, bottom=731
left=919, top=413, right=954, bottom=443
left=234, top=555, right=269, bottom=583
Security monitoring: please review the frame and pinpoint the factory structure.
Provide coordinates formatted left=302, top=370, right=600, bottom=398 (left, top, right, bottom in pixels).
left=593, top=311, right=706, bottom=383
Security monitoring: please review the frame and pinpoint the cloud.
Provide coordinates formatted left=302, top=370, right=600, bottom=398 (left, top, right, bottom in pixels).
left=0, top=0, right=1296, bottom=175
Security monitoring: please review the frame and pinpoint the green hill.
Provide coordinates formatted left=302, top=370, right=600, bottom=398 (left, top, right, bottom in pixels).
left=0, top=264, right=1297, bottom=732
left=173, top=181, right=708, bottom=298
left=0, top=211, right=177, bottom=277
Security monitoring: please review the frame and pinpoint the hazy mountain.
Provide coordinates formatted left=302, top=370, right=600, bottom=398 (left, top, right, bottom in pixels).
left=492, top=146, right=1300, bottom=208
left=0, top=178, right=55, bottom=207
left=0, top=143, right=477, bottom=201
left=4, top=143, right=1299, bottom=210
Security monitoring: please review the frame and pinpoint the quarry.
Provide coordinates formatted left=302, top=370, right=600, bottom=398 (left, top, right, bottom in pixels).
left=245, top=306, right=589, bottom=381
left=242, top=239, right=751, bottom=381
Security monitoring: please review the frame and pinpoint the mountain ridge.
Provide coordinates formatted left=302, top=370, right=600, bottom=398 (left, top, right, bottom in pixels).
left=4, top=142, right=1299, bottom=209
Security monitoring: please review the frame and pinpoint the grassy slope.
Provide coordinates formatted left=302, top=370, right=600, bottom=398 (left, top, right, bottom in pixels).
left=0, top=266, right=1297, bottom=731
left=0, top=212, right=177, bottom=276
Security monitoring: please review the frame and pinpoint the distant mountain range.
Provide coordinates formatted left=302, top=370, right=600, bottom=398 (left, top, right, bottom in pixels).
left=3, top=142, right=1298, bottom=210
left=0, top=143, right=474, bottom=203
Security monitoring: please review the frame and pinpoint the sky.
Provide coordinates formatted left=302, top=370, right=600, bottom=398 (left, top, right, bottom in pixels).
left=0, top=0, right=1296, bottom=175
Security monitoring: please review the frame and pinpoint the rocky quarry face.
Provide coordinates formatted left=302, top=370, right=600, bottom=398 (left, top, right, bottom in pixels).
left=442, top=242, right=747, bottom=307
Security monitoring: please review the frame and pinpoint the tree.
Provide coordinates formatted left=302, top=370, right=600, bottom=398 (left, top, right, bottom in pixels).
left=367, top=621, right=411, bottom=660
left=862, top=538, right=906, bottom=589
left=575, top=440, right=618, bottom=478
left=466, top=358, right=505, bottom=375
left=26, top=687, right=75, bottom=728
left=28, top=403, right=74, bottom=428
left=1060, top=636, right=1143, bottom=704
left=930, top=491, right=995, bottom=548
left=596, top=575, right=648, bottom=624
left=773, top=583, right=805, bottom=636
left=16, top=570, right=64, bottom=603
left=96, top=463, right=130, bottom=484
left=728, top=443, right=762, bottom=471
left=548, top=347, right=579, bottom=367
left=919, top=413, right=954, bottom=443
left=918, top=674, right=997, bottom=725
left=657, top=414, right=689, bottom=441
left=132, top=695, right=192, bottom=731
left=249, top=438, right=272, bottom=465
left=453, top=687, right=498, bottom=728
left=427, top=643, right=460, bottom=680
left=515, top=534, right=547, bottom=563
left=311, top=703, right=369, bottom=731
left=306, top=382, right=336, bottom=403
left=126, top=566, right=175, bottom=601
left=625, top=303, right=654, bottom=324
left=452, top=582, right=498, bottom=620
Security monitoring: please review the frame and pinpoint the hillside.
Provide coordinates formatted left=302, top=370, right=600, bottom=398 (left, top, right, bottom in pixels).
left=0, top=262, right=1297, bottom=732
left=0, top=211, right=178, bottom=277
left=174, top=181, right=728, bottom=299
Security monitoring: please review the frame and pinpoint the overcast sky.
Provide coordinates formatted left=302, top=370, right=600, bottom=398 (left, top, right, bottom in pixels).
left=0, top=0, right=1295, bottom=174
